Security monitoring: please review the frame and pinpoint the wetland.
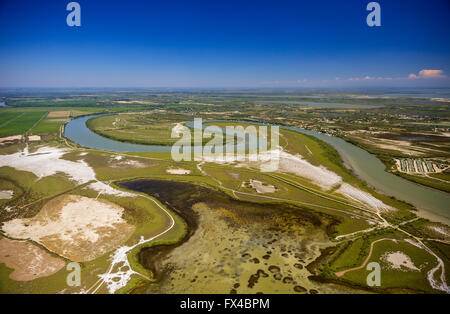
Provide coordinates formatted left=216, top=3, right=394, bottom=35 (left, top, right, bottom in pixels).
left=118, top=178, right=354, bottom=294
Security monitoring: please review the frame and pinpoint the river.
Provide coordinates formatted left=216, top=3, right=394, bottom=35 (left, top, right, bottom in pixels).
left=64, top=114, right=449, bottom=223
left=64, top=115, right=171, bottom=152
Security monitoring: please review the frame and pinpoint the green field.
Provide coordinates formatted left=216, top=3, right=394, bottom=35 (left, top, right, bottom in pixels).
left=0, top=112, right=24, bottom=126
left=0, top=107, right=154, bottom=136
left=0, top=111, right=47, bottom=137
left=86, top=113, right=187, bottom=145
left=32, top=120, right=63, bottom=134
left=339, top=238, right=439, bottom=293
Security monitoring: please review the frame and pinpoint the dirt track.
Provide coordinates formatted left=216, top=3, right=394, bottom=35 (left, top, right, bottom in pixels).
left=335, top=238, right=393, bottom=277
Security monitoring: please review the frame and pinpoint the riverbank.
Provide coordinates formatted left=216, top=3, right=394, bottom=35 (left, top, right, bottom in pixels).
left=340, top=135, right=450, bottom=193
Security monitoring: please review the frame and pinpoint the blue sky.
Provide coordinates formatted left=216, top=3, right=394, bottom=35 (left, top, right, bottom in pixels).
left=0, top=0, right=449, bottom=88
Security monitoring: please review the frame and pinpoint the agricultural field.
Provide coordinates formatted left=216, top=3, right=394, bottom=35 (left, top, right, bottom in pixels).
left=0, top=107, right=152, bottom=139
left=0, top=111, right=47, bottom=137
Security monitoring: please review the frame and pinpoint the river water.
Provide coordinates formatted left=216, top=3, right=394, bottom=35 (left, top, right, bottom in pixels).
left=286, top=126, right=449, bottom=223
left=64, top=115, right=171, bottom=152
left=64, top=114, right=449, bottom=223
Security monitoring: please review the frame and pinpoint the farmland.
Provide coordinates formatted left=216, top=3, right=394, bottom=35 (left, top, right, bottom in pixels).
left=0, top=111, right=47, bottom=137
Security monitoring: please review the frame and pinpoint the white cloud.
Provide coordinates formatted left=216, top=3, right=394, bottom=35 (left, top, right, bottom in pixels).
left=409, top=69, right=447, bottom=79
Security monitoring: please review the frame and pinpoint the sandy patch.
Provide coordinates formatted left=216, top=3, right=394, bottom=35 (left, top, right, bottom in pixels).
left=382, top=251, right=420, bottom=272
left=269, top=151, right=391, bottom=211
left=28, top=135, right=41, bottom=141
left=166, top=168, right=191, bottom=175
left=45, top=118, right=69, bottom=123
left=48, top=110, right=88, bottom=118
left=0, top=146, right=95, bottom=183
left=336, top=183, right=392, bottom=212
left=1, top=195, right=135, bottom=262
left=431, top=98, right=450, bottom=103
left=172, top=123, right=187, bottom=134
left=110, top=155, right=146, bottom=168
left=0, top=237, right=65, bottom=281
left=429, top=226, right=449, bottom=236
left=277, top=151, right=341, bottom=189
left=374, top=143, right=422, bottom=156
left=110, top=159, right=145, bottom=168
left=48, top=111, right=70, bottom=118
left=0, top=190, right=13, bottom=199
left=114, top=100, right=151, bottom=104
left=246, top=179, right=276, bottom=194
left=0, top=146, right=129, bottom=197
left=365, top=138, right=441, bottom=156
left=86, top=182, right=135, bottom=197
left=0, top=135, right=22, bottom=144
left=115, top=100, right=135, bottom=104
